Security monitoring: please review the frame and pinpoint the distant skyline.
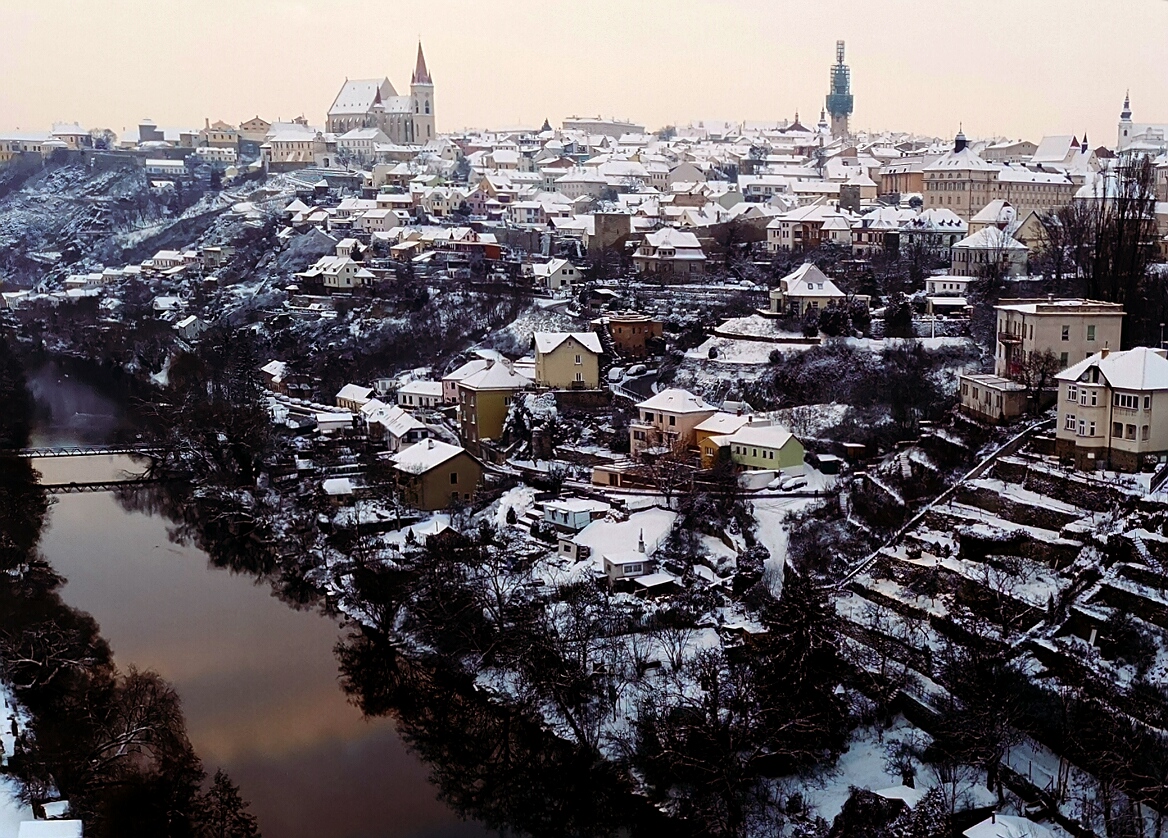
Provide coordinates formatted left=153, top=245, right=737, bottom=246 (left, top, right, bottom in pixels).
left=3, top=0, right=1167, bottom=147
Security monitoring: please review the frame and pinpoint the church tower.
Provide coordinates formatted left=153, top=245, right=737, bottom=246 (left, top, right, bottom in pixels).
left=411, top=42, right=435, bottom=144
left=825, top=40, right=854, bottom=140
left=1119, top=90, right=1133, bottom=151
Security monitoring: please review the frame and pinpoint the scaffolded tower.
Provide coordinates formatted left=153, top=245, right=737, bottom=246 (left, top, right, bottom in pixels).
left=825, top=40, right=853, bottom=140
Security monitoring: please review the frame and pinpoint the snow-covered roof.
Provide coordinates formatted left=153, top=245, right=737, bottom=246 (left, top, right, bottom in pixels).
left=391, top=439, right=466, bottom=473
left=994, top=298, right=1124, bottom=315
left=710, top=424, right=797, bottom=450
left=328, top=78, right=396, bottom=116
left=322, top=477, right=355, bottom=496
left=952, top=226, right=1027, bottom=251
left=694, top=412, right=756, bottom=435
left=443, top=358, right=491, bottom=382
left=398, top=380, right=443, bottom=397
left=963, top=815, right=1055, bottom=838
left=336, top=383, right=374, bottom=402
left=775, top=263, right=845, bottom=298
left=458, top=361, right=531, bottom=391
left=1056, top=347, right=1168, bottom=391
left=643, top=227, right=704, bottom=250
left=17, top=823, right=84, bottom=838
left=636, top=388, right=716, bottom=414
left=873, top=785, right=926, bottom=808
left=573, top=507, right=677, bottom=562
left=533, top=332, right=603, bottom=355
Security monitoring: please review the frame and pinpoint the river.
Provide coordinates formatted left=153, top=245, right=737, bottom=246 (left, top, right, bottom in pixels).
left=28, top=363, right=489, bottom=838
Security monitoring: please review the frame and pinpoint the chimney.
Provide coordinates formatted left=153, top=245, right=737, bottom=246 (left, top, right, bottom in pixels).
left=638, top=529, right=645, bottom=553
left=205, top=117, right=209, bottom=130
left=991, top=812, right=996, bottom=824
left=1101, top=347, right=1110, bottom=359
left=427, top=439, right=434, bottom=449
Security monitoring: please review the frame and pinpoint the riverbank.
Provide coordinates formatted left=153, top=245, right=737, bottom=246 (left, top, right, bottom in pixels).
left=17, top=357, right=488, bottom=837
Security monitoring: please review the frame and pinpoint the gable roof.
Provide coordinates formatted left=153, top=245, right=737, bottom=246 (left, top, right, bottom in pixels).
left=694, top=412, right=756, bottom=435
left=533, top=332, right=603, bottom=355
left=776, top=263, right=845, bottom=297
left=636, top=388, right=716, bottom=414
left=458, top=361, right=531, bottom=391
left=714, top=424, right=797, bottom=450
left=1056, top=347, right=1168, bottom=391
left=953, top=226, right=1027, bottom=250
left=390, top=439, right=466, bottom=474
left=328, top=78, right=396, bottom=116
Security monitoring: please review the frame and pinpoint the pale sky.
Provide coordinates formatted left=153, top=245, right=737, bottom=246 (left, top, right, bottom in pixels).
left=2, top=0, right=1167, bottom=146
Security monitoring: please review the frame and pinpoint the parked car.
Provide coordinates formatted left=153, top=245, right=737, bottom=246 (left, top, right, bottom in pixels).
left=608, top=367, right=625, bottom=382
left=627, top=363, right=648, bottom=377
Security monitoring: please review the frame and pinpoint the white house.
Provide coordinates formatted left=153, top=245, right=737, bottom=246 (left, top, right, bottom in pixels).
left=633, top=228, right=707, bottom=278
left=1055, top=347, right=1168, bottom=472
left=769, top=263, right=847, bottom=316
left=397, top=380, right=444, bottom=409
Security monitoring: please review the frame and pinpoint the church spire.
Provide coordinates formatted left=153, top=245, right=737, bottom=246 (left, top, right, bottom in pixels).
left=412, top=41, right=432, bottom=85
left=1121, top=90, right=1132, bottom=121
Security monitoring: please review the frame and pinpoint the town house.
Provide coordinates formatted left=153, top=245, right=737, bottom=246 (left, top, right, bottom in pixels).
left=1055, top=347, right=1168, bottom=471
left=630, top=388, right=717, bottom=458
left=533, top=332, right=603, bottom=390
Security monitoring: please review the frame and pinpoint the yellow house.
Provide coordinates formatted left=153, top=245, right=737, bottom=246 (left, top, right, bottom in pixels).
left=533, top=332, right=603, bottom=389
left=703, top=425, right=805, bottom=474
left=695, top=412, right=763, bottom=468
left=456, top=361, right=532, bottom=443
left=391, top=439, right=483, bottom=510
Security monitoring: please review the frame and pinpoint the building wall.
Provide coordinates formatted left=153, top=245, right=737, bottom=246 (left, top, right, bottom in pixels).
left=630, top=407, right=716, bottom=457
left=728, top=437, right=805, bottom=472
left=458, top=386, right=516, bottom=442
left=536, top=339, right=600, bottom=389
left=400, top=452, right=482, bottom=510
left=609, top=317, right=662, bottom=357
left=995, top=309, right=1124, bottom=377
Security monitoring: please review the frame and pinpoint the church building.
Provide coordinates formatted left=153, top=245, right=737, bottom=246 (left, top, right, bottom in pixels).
left=326, top=43, right=435, bottom=145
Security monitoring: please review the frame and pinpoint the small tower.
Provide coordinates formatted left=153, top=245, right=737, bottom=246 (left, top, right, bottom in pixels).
left=825, top=40, right=854, bottom=140
left=410, top=41, right=435, bottom=144
left=817, top=108, right=829, bottom=134
left=1119, top=90, right=1133, bottom=151
left=953, top=126, right=968, bottom=153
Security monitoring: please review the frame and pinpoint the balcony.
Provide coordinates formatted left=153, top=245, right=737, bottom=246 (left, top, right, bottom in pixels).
left=997, top=332, right=1022, bottom=345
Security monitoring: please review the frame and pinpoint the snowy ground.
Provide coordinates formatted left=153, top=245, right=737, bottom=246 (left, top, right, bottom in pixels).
left=0, top=685, right=33, bottom=836
left=687, top=335, right=813, bottom=365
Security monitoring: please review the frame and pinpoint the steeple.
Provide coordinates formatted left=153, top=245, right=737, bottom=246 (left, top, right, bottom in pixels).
left=954, top=124, right=967, bottom=153
left=1121, top=90, right=1132, bottom=122
left=411, top=41, right=432, bottom=86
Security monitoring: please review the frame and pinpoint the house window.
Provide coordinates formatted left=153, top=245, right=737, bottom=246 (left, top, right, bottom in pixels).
left=668, top=415, right=676, bottom=426
left=1089, top=422, right=1096, bottom=436
left=624, top=564, right=643, bottom=575
left=1060, top=352, right=1068, bottom=367
left=575, top=372, right=583, bottom=382
left=575, top=354, right=582, bottom=365
left=450, top=472, right=458, bottom=484
left=1061, top=326, right=1070, bottom=341
left=1087, top=325, right=1096, bottom=341
left=1077, top=418, right=1086, bottom=435
left=1068, top=386, right=1078, bottom=402
left=1113, top=422, right=1123, bottom=438
left=1126, top=424, right=1137, bottom=439
left=1090, top=391, right=1098, bottom=406
left=1145, top=395, right=1152, bottom=410
left=1143, top=425, right=1151, bottom=440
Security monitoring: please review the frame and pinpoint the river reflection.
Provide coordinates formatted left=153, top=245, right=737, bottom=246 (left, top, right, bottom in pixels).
left=35, top=469, right=488, bottom=837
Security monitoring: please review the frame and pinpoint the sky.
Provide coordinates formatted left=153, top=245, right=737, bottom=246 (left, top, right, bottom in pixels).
left=2, top=0, right=1168, bottom=146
